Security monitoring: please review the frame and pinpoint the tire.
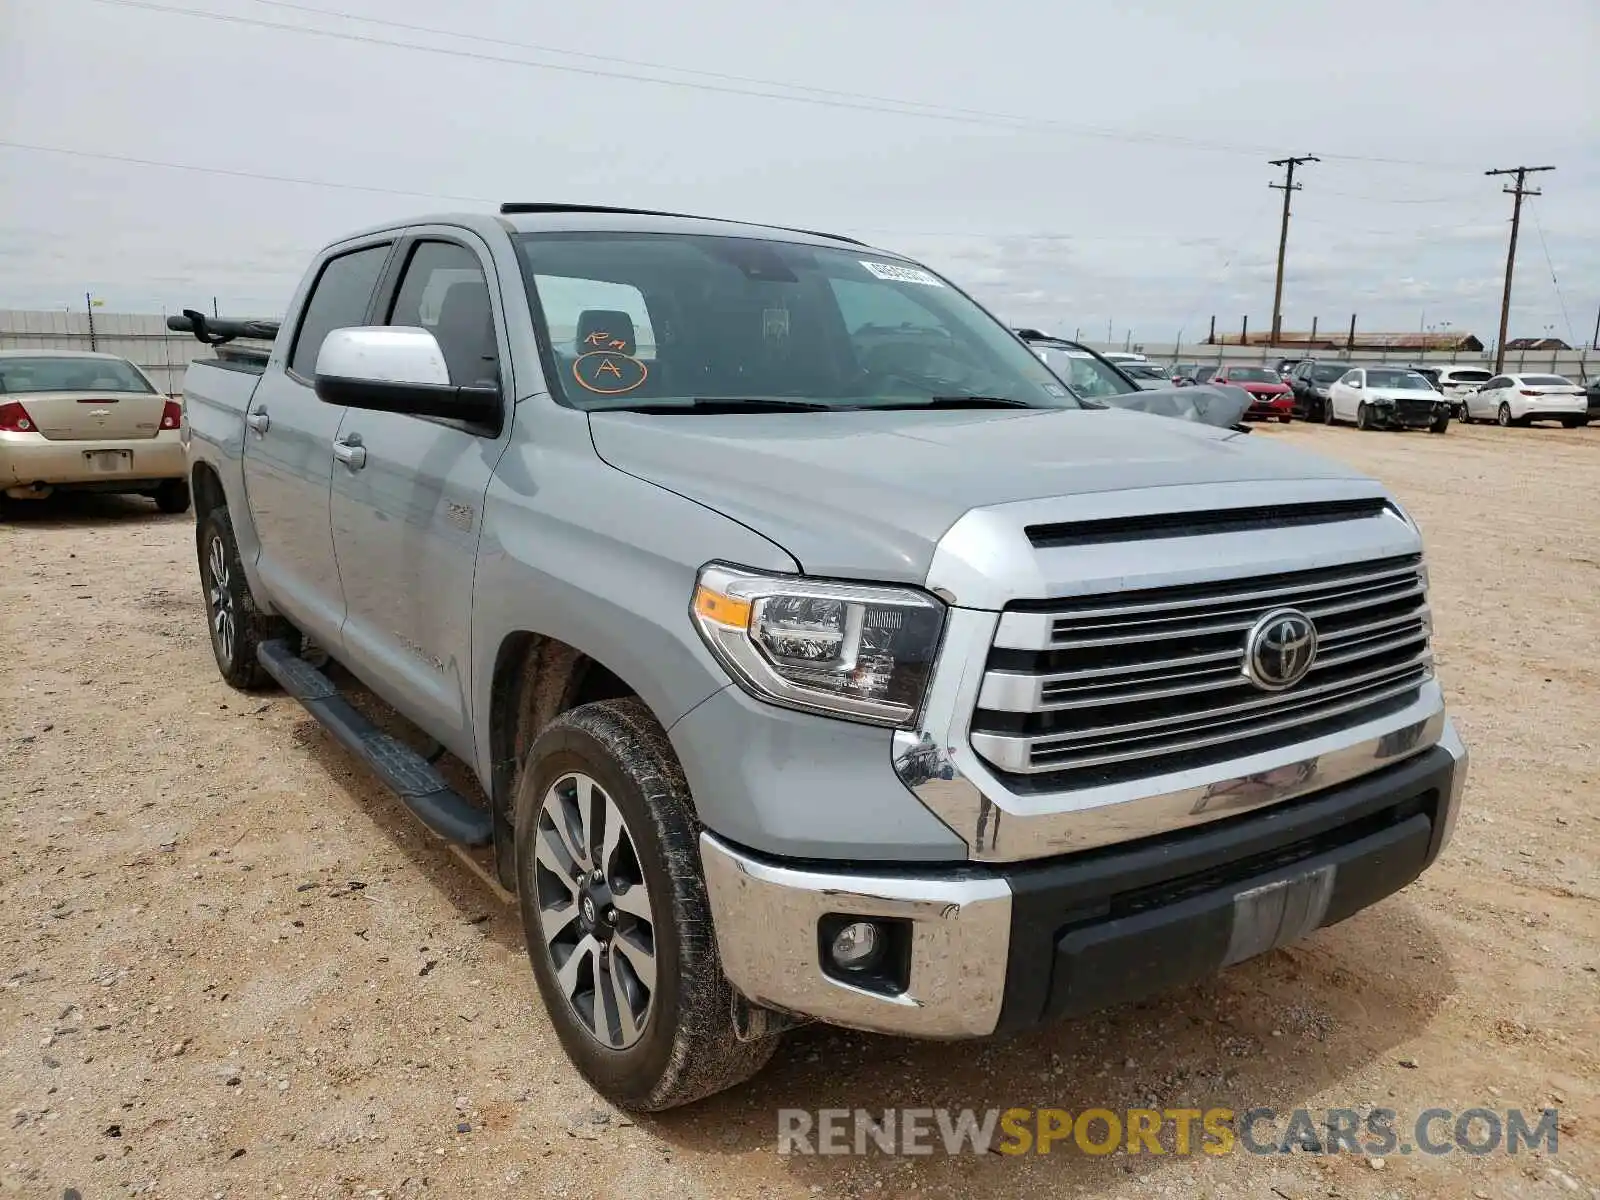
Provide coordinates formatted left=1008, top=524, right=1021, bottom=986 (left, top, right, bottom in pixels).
left=1497, top=402, right=1513, bottom=427
left=1356, top=402, right=1372, bottom=430
left=197, top=505, right=297, bottom=690
left=1278, top=413, right=1292, bottom=424
left=1322, top=397, right=1335, bottom=425
left=153, top=479, right=191, bottom=514
left=1561, top=418, right=1582, bottom=429
left=1428, top=415, right=1449, bottom=434
left=514, top=698, right=778, bottom=1111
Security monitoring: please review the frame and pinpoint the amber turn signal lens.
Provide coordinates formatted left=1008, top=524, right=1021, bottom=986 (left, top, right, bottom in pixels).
left=693, top=585, right=751, bottom=629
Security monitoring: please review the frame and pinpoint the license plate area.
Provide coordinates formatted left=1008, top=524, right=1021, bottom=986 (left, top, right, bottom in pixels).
left=86, top=450, right=132, bottom=473
left=1222, top=865, right=1336, bottom=965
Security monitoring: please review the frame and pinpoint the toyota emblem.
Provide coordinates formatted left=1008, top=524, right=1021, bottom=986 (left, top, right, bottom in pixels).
left=1244, top=608, right=1318, bottom=691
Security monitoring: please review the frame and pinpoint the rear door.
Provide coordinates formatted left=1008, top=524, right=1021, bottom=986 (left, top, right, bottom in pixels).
left=242, top=239, right=393, bottom=646
left=0, top=355, right=165, bottom=439
left=327, top=231, right=512, bottom=756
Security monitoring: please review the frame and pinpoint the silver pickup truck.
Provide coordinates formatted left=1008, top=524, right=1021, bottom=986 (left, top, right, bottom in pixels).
left=176, top=203, right=1467, bottom=1111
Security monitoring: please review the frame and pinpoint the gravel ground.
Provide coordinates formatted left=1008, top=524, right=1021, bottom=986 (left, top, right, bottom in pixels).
left=2, top=420, right=1596, bottom=1199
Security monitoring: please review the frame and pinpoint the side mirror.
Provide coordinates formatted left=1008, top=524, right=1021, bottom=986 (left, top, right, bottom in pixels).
left=314, top=327, right=500, bottom=427
left=1349, top=380, right=1363, bottom=389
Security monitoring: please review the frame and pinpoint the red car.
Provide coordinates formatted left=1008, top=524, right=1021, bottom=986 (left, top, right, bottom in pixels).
left=1212, top=365, right=1294, bottom=422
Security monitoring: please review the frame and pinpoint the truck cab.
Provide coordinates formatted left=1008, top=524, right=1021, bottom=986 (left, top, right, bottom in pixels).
left=178, top=203, right=1468, bottom=1111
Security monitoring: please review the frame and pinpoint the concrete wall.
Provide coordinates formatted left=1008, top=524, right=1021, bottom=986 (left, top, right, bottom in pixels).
left=0, top=311, right=222, bottom=397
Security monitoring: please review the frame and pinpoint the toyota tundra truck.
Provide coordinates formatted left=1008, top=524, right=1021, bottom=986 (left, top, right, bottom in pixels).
left=175, top=203, right=1468, bottom=1111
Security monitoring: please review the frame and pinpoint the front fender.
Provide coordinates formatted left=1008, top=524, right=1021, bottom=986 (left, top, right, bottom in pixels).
left=468, top=406, right=798, bottom=787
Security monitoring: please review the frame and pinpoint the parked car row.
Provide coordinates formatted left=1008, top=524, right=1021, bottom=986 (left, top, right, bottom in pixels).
left=1167, top=356, right=1592, bottom=434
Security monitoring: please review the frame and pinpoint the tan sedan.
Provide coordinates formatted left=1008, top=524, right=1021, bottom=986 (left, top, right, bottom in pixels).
left=0, top=350, right=189, bottom=512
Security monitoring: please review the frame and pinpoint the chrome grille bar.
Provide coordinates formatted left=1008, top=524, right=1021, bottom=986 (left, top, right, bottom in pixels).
left=971, top=555, right=1433, bottom=778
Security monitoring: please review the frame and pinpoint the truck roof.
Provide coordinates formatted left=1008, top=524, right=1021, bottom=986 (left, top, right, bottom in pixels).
left=333, top=204, right=886, bottom=254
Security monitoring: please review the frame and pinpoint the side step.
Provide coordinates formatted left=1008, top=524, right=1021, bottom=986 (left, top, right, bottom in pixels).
left=256, top=639, right=493, bottom=846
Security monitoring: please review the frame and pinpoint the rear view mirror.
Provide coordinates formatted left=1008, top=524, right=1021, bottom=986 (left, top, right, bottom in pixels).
left=314, top=327, right=500, bottom=427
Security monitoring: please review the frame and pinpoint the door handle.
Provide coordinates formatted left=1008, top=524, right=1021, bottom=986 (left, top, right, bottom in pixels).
left=332, top=436, right=367, bottom=470
left=245, top=409, right=270, bottom=434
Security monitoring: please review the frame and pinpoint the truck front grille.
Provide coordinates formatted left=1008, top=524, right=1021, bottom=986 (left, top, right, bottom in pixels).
left=969, top=555, right=1432, bottom=787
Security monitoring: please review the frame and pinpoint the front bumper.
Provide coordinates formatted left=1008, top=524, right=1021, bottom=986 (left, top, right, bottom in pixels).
left=1371, top=402, right=1449, bottom=429
left=1244, top=395, right=1293, bottom=417
left=0, top=429, right=186, bottom=487
left=701, top=720, right=1467, bottom=1038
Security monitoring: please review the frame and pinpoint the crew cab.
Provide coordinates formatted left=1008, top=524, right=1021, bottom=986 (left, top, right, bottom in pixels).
left=175, top=203, right=1468, bottom=1111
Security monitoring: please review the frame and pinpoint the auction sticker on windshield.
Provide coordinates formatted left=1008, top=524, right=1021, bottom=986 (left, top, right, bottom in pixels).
left=860, top=261, right=945, bottom=287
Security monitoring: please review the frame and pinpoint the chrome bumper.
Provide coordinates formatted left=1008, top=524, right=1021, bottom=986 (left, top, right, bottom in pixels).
left=701, top=721, right=1467, bottom=1038
left=699, top=831, right=1013, bottom=1038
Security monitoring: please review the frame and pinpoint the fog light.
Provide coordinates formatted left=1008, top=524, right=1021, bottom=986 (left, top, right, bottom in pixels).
left=830, top=921, right=883, bottom=971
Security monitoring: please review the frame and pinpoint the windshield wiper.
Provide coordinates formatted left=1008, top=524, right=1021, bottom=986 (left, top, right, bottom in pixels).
left=598, top=397, right=837, bottom=414
left=873, top=394, right=1043, bottom=410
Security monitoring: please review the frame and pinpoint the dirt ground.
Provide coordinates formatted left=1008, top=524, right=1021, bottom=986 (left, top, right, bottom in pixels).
left=2, top=420, right=1596, bottom=1200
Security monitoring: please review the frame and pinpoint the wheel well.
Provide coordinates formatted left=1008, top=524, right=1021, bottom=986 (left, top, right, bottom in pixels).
left=488, top=632, right=639, bottom=829
left=191, top=462, right=226, bottom=522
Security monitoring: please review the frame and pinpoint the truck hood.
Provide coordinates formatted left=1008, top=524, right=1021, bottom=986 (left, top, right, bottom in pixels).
left=589, top=406, right=1369, bottom=584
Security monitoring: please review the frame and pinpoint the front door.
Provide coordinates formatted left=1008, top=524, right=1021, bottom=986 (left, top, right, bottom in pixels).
left=328, top=234, right=511, bottom=757
left=241, top=240, right=392, bottom=646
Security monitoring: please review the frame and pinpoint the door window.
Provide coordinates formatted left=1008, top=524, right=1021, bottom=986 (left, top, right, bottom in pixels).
left=387, top=241, right=500, bottom=389
left=289, top=244, right=392, bottom=379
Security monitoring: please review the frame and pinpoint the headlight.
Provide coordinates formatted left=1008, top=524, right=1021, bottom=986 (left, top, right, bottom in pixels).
left=691, top=564, right=946, bottom=727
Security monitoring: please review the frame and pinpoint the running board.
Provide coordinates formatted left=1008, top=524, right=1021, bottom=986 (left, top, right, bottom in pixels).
left=256, top=639, right=493, bottom=846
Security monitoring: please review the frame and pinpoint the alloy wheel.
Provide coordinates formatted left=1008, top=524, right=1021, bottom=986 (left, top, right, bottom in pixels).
left=532, top=772, right=656, bottom=1050
left=207, top=535, right=237, bottom=667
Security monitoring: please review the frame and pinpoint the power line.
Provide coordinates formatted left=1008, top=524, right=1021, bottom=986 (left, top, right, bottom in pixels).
left=1314, top=187, right=1483, bottom=205
left=1485, top=164, right=1555, bottom=373
left=1524, top=197, right=1578, bottom=350
left=0, top=138, right=503, bottom=204
left=79, top=0, right=1475, bottom=168
left=1268, top=155, right=1318, bottom=345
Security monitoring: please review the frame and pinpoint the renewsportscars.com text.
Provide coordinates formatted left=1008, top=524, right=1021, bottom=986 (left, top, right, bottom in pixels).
left=777, top=1106, right=1561, bottom=1158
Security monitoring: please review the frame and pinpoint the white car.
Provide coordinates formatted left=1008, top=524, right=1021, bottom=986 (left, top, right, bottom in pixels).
left=1325, top=367, right=1452, bottom=432
left=1461, top=373, right=1589, bottom=427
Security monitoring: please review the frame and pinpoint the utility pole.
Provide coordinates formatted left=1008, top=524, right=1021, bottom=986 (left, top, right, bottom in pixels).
left=1268, top=154, right=1319, bottom=346
left=1486, top=165, right=1554, bottom=373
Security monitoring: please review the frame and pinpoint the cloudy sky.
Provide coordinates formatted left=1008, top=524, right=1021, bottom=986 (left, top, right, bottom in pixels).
left=3, top=0, right=1596, bottom=347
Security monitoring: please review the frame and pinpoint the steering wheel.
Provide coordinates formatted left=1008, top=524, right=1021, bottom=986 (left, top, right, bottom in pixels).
left=860, top=340, right=981, bottom=395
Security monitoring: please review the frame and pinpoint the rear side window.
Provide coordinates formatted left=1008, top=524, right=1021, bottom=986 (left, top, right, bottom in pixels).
left=387, top=241, right=500, bottom=388
left=289, top=244, right=392, bottom=379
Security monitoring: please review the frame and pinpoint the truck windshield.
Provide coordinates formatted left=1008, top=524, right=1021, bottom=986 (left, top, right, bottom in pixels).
left=0, top=356, right=154, bottom=395
left=513, top=232, right=1079, bottom=411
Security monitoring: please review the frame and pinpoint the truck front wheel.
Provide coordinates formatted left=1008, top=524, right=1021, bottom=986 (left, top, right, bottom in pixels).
left=514, top=697, right=778, bottom=1110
